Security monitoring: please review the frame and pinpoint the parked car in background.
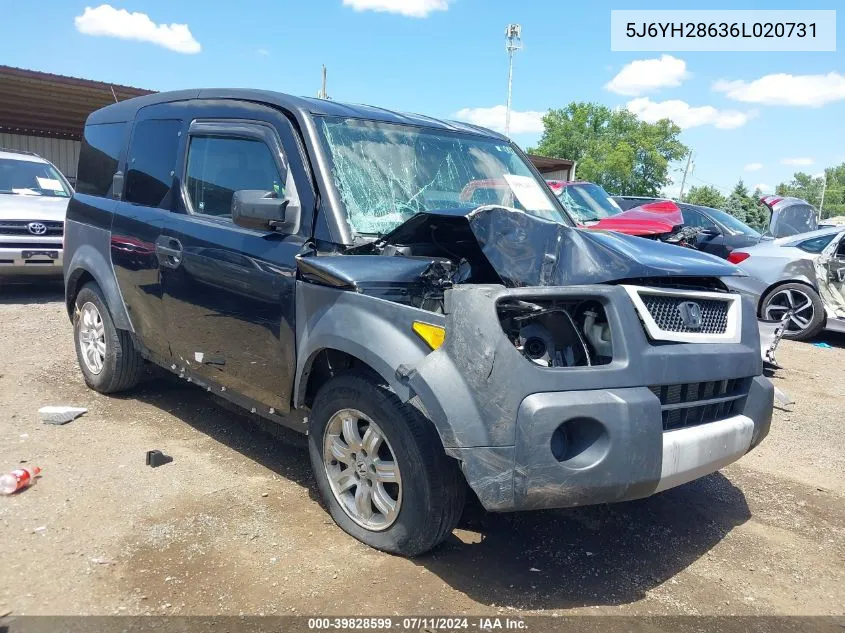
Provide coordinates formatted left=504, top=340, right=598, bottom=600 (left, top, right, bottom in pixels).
left=758, top=195, right=818, bottom=238
left=724, top=226, right=845, bottom=340
left=0, top=148, right=72, bottom=280
left=546, top=180, right=690, bottom=241
left=614, top=197, right=767, bottom=259
left=63, top=89, right=772, bottom=556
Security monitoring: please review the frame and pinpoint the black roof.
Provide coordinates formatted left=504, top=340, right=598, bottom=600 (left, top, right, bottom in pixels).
left=87, top=88, right=506, bottom=140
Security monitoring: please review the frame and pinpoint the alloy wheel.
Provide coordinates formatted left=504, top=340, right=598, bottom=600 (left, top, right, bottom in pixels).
left=763, top=288, right=815, bottom=332
left=78, top=302, right=106, bottom=375
left=322, top=408, right=402, bottom=531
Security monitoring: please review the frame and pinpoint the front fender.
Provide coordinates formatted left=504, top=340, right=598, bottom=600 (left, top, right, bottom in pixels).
left=294, top=281, right=457, bottom=430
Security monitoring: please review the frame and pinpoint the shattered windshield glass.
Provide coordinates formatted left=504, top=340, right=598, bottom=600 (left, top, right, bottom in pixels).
left=557, top=183, right=621, bottom=223
left=317, top=117, right=567, bottom=234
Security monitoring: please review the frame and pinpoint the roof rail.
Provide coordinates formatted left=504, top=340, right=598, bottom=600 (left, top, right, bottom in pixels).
left=0, top=147, right=42, bottom=158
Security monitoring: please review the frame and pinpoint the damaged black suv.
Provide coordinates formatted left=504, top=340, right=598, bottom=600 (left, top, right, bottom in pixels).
left=64, top=90, right=773, bottom=556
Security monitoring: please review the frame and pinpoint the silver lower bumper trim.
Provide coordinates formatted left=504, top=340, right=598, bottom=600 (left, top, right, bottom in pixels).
left=655, top=414, right=753, bottom=493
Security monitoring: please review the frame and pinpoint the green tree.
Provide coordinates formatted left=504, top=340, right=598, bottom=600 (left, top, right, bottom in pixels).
left=684, top=185, right=726, bottom=209
left=723, top=180, right=769, bottom=230
left=530, top=102, right=689, bottom=196
left=776, top=163, right=845, bottom=219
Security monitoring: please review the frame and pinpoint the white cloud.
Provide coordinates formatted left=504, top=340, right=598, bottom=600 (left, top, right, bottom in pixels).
left=781, top=157, right=814, bottom=166
left=75, top=4, right=200, bottom=54
left=605, top=55, right=689, bottom=96
left=713, top=72, right=845, bottom=107
left=256, top=48, right=270, bottom=57
left=453, top=105, right=545, bottom=135
left=753, top=183, right=774, bottom=193
left=342, top=0, right=449, bottom=18
left=626, top=98, right=756, bottom=130
left=744, top=162, right=763, bottom=172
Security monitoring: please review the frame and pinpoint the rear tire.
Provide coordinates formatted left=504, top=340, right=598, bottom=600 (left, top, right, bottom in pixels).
left=73, top=282, right=144, bottom=393
left=308, top=372, right=465, bottom=557
left=761, top=283, right=825, bottom=341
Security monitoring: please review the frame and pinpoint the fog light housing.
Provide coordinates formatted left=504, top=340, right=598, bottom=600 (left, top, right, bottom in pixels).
left=550, top=417, right=610, bottom=469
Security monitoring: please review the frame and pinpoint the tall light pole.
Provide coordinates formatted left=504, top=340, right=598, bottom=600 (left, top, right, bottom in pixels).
left=504, top=24, right=522, bottom=137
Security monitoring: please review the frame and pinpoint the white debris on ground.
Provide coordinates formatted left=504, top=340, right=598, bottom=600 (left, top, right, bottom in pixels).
left=38, top=405, right=88, bottom=425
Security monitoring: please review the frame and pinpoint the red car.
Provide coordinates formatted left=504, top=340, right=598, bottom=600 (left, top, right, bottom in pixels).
left=546, top=180, right=685, bottom=238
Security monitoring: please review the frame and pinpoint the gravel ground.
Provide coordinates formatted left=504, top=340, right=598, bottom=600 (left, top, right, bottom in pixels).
left=0, top=283, right=843, bottom=616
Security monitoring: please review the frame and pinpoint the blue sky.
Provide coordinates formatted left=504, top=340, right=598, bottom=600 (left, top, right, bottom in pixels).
left=2, top=0, right=843, bottom=199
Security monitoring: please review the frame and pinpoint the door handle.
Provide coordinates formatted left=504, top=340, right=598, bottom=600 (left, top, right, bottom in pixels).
left=155, top=237, right=183, bottom=269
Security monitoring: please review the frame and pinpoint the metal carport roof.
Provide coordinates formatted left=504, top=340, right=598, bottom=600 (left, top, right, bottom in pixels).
left=0, top=65, right=154, bottom=140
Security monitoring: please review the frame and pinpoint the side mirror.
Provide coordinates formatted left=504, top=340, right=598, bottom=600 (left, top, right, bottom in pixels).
left=232, top=190, right=299, bottom=233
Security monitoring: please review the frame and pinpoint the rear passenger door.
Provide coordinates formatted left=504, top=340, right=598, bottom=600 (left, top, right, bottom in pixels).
left=159, top=104, right=310, bottom=414
left=111, top=106, right=186, bottom=361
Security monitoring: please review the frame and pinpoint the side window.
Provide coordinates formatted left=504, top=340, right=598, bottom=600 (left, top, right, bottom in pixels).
left=125, top=119, right=182, bottom=208
left=796, top=234, right=835, bottom=254
left=185, top=136, right=284, bottom=218
left=76, top=122, right=126, bottom=197
left=682, top=208, right=717, bottom=229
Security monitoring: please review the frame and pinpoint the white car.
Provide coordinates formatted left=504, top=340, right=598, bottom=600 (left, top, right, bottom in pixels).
left=0, top=149, right=72, bottom=280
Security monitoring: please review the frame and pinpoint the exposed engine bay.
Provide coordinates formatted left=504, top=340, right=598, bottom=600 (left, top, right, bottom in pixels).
left=296, top=206, right=741, bottom=361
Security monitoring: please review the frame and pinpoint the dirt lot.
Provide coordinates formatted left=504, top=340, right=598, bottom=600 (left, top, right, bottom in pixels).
left=1, top=283, right=843, bottom=617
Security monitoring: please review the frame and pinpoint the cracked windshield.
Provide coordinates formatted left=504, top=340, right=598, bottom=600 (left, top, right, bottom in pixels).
left=556, top=182, right=622, bottom=223
left=318, top=117, right=566, bottom=234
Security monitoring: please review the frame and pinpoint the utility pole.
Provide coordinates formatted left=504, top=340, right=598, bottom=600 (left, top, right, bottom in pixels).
left=317, top=65, right=329, bottom=100
left=678, top=149, right=693, bottom=202
left=819, top=172, right=827, bottom=214
left=504, top=24, right=522, bottom=137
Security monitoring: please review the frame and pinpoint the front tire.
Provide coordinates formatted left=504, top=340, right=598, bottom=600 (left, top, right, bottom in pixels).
left=309, top=372, right=465, bottom=556
left=761, top=283, right=825, bottom=341
left=73, top=282, right=144, bottom=393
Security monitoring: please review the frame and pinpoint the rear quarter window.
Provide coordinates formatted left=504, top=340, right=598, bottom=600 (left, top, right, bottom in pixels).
left=76, top=122, right=127, bottom=197
left=125, top=119, right=182, bottom=208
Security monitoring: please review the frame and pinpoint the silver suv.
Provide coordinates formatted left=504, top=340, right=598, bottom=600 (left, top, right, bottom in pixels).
left=0, top=149, right=72, bottom=280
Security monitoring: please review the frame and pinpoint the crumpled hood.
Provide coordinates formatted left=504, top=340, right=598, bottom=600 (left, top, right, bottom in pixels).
left=0, top=194, right=69, bottom=221
left=588, top=200, right=684, bottom=236
left=378, top=205, right=741, bottom=287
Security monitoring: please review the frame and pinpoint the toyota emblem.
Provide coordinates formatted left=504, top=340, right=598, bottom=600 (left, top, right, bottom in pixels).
left=677, top=301, right=703, bottom=330
left=27, top=222, right=47, bottom=235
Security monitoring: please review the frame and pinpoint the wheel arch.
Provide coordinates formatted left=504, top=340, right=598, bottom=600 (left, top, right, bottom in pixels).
left=293, top=281, right=457, bottom=448
left=65, top=243, right=133, bottom=331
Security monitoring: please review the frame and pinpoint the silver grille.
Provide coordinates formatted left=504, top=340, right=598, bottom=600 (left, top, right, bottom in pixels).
left=640, top=294, right=729, bottom=334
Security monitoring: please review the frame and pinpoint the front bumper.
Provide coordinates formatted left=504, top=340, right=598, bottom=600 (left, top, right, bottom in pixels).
left=0, top=247, right=63, bottom=277
left=403, top=284, right=773, bottom=512
left=451, top=377, right=773, bottom=511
